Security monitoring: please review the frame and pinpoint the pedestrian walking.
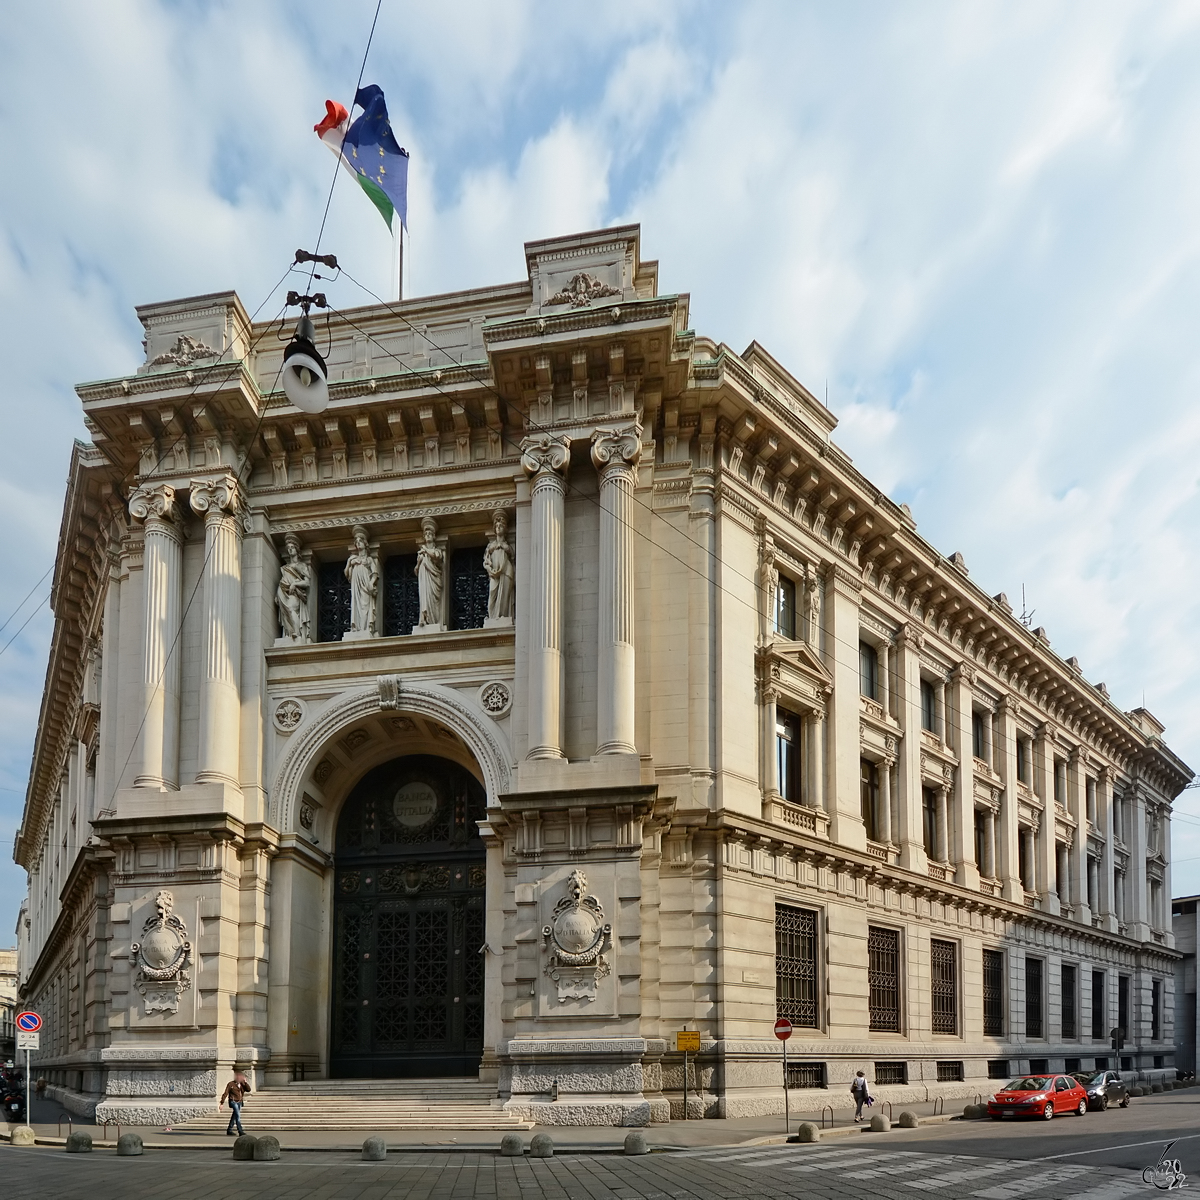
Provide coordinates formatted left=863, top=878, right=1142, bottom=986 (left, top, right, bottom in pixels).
left=850, top=1069, right=873, bottom=1122
left=220, top=1069, right=252, bottom=1136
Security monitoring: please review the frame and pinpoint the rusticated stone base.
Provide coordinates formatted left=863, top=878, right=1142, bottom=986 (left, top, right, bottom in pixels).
left=504, top=1098, right=653, bottom=1126
left=95, top=1099, right=216, bottom=1125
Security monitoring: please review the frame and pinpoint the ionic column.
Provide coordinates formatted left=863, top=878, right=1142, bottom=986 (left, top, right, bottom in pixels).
left=1067, top=749, right=1089, bottom=923
left=190, top=475, right=243, bottom=786
left=521, top=434, right=571, bottom=760
left=129, top=483, right=182, bottom=789
left=809, top=710, right=826, bottom=810
left=984, top=809, right=997, bottom=879
left=936, top=784, right=950, bottom=862
left=591, top=424, right=641, bottom=755
left=878, top=755, right=894, bottom=844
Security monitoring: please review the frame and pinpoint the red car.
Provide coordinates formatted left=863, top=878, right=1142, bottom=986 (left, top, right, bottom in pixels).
left=987, top=1074, right=1089, bottom=1120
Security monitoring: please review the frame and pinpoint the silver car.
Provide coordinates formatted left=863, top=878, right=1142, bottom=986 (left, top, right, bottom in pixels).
left=1071, top=1070, right=1130, bottom=1111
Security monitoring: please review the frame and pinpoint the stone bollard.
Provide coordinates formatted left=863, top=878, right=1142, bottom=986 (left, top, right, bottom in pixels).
left=796, top=1122, right=820, bottom=1142
left=963, top=1104, right=987, bottom=1119
left=624, top=1132, right=648, bottom=1156
left=499, top=1133, right=524, bottom=1157
left=253, top=1135, right=281, bottom=1161
left=232, top=1134, right=258, bottom=1160
left=529, top=1133, right=554, bottom=1159
left=117, top=1133, right=144, bottom=1156
left=869, top=1114, right=891, bottom=1132
left=1130, top=1086, right=1144, bottom=1097
left=65, top=1131, right=93, bottom=1153
left=362, top=1136, right=387, bottom=1161
left=898, top=1110, right=920, bottom=1129
left=1151, top=1083, right=1164, bottom=1094
left=11, top=1126, right=36, bottom=1147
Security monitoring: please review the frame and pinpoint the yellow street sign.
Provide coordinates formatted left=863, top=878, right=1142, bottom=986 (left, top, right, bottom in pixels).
left=675, top=1030, right=701, bottom=1053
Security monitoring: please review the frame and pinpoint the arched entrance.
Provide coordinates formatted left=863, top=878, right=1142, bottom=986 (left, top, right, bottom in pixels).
left=330, top=754, right=487, bottom=1078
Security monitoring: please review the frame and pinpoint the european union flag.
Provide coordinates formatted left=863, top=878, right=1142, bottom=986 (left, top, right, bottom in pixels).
left=342, top=85, right=409, bottom=230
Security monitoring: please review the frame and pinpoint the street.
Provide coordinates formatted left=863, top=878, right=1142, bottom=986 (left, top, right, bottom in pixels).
left=2, top=1089, right=1196, bottom=1199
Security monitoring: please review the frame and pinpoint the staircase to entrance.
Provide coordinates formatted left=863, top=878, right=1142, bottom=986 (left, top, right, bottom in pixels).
left=178, top=1078, right=532, bottom=1132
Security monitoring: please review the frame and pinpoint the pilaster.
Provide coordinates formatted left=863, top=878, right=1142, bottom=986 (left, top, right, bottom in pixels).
left=948, top=663, right=978, bottom=888
left=823, top=562, right=865, bottom=850
left=1033, top=725, right=1059, bottom=914
left=895, top=624, right=926, bottom=871
left=1067, top=749, right=1089, bottom=924
left=996, top=696, right=1022, bottom=902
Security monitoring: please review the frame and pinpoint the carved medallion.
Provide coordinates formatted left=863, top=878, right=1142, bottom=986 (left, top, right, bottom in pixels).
left=273, top=698, right=305, bottom=733
left=478, top=680, right=513, bottom=718
left=131, top=890, right=192, bottom=1014
left=313, top=758, right=334, bottom=785
left=541, top=869, right=611, bottom=1003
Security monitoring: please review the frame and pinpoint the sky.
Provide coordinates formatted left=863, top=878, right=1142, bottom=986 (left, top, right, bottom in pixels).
left=1, top=0, right=1199, bottom=939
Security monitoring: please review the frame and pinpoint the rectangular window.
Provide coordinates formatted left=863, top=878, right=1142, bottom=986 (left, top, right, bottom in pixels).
left=1094, top=1056, right=1109, bottom=1070
left=1152, top=980, right=1162, bottom=1041
left=775, top=576, right=796, bottom=640
left=937, top=1060, right=964, bottom=1082
left=1154, top=1054, right=1164, bottom=1069
left=449, top=546, right=490, bottom=630
left=974, top=810, right=987, bottom=871
left=776, top=905, right=819, bottom=1029
left=1092, top=970, right=1106, bottom=1041
left=1028, top=1057, right=1049, bottom=1074
left=1016, top=737, right=1028, bottom=784
left=1065, top=1057, right=1082, bottom=1073
left=1026, top=957, right=1044, bottom=1038
left=930, top=939, right=958, bottom=1035
left=1018, top=829, right=1032, bottom=890
left=1054, top=759, right=1067, bottom=806
left=922, top=788, right=938, bottom=858
left=874, top=1061, right=907, bottom=1085
left=868, top=926, right=901, bottom=1033
left=860, top=760, right=879, bottom=843
left=859, top=641, right=879, bottom=700
left=1151, top=881, right=1162, bottom=930
left=972, top=712, right=985, bottom=760
left=987, top=1059, right=1010, bottom=1079
left=1120, top=1055, right=1132, bottom=1071
left=787, top=1062, right=826, bottom=1089
left=921, top=680, right=937, bottom=732
left=776, top=709, right=803, bottom=804
left=1062, top=964, right=1077, bottom=1041
left=316, top=560, right=352, bottom=642
left=1118, top=975, right=1130, bottom=1042
left=982, top=949, right=1004, bottom=1037
left=382, top=553, right=419, bottom=636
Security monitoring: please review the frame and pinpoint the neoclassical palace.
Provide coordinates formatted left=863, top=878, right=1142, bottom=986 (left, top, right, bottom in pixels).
left=13, top=225, right=1189, bottom=1125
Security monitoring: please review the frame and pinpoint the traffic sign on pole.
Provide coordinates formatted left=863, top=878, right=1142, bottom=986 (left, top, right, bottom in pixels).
left=16, top=1011, right=41, bottom=1033
left=16, top=1031, right=39, bottom=1050
left=774, top=1017, right=793, bottom=1135
left=773, top=1017, right=792, bottom=1041
left=17, top=1011, right=40, bottom=1129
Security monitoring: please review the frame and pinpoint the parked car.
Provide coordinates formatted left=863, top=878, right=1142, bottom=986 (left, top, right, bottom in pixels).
left=1071, top=1070, right=1130, bottom=1110
left=987, top=1074, right=1089, bottom=1120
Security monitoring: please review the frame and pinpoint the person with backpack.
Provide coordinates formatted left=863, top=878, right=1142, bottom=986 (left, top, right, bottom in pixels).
left=850, top=1069, right=873, bottom=1122
left=220, top=1069, right=252, bottom=1136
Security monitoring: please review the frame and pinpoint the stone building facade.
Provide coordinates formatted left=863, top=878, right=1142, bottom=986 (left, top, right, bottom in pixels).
left=12, top=225, right=1190, bottom=1125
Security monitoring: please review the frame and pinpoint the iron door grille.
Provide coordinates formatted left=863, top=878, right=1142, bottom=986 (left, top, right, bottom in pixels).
left=450, top=547, right=489, bottom=630
left=868, top=926, right=901, bottom=1032
left=775, top=904, right=818, bottom=1028
left=982, top=949, right=1004, bottom=1036
left=1091, top=970, right=1105, bottom=1040
left=1061, top=963, right=1077, bottom=1040
left=317, top=560, right=351, bottom=642
left=382, top=554, right=419, bottom=636
left=930, top=939, right=958, bottom=1034
left=1026, top=957, right=1044, bottom=1038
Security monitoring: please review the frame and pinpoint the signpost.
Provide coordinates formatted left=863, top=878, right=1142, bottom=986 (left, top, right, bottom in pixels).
left=774, top=1017, right=793, bottom=1134
left=16, top=1012, right=41, bottom=1128
left=676, top=1030, right=701, bottom=1120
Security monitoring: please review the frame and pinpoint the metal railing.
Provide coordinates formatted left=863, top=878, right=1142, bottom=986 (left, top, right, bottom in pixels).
left=819, top=1105, right=834, bottom=1129
left=881, top=1101, right=893, bottom=1122
left=99, top=1120, right=121, bottom=1142
left=56, top=1115, right=73, bottom=1138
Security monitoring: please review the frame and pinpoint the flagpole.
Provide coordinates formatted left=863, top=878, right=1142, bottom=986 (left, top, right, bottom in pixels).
left=397, top=220, right=404, bottom=303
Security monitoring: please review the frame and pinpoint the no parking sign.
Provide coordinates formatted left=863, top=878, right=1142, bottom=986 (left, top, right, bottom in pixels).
left=16, top=1011, right=40, bottom=1051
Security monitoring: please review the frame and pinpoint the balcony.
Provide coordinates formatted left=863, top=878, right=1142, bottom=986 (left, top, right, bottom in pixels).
left=927, top=861, right=949, bottom=882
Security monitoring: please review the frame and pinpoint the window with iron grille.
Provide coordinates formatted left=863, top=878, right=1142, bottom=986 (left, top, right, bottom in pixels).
left=787, top=1062, right=826, bottom=1089
left=1152, top=980, right=1162, bottom=1041
left=382, top=554, right=419, bottom=636
left=874, top=1061, right=907, bottom=1086
left=317, top=560, right=351, bottom=642
left=936, top=1060, right=964, bottom=1082
left=868, top=926, right=901, bottom=1032
left=1026, top=957, right=1044, bottom=1038
left=1120, top=1055, right=1132, bottom=1071
left=1065, top=1057, right=1081, bottom=1073
left=449, top=546, right=489, bottom=630
left=1061, top=963, right=1077, bottom=1041
left=987, top=1059, right=1010, bottom=1079
left=1094, top=1056, right=1109, bottom=1070
left=1091, top=970, right=1106, bottom=1041
left=776, top=905, right=819, bottom=1028
left=930, top=939, right=958, bottom=1034
left=1028, top=1057, right=1048, bottom=1073
left=1118, top=975, right=1130, bottom=1042
left=982, top=949, right=1004, bottom=1036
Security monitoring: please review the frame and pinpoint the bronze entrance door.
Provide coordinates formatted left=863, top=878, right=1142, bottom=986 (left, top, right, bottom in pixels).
left=330, top=755, right=486, bottom=1079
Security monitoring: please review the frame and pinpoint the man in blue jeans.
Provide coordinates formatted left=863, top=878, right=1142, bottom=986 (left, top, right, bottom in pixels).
left=220, top=1070, right=251, bottom=1136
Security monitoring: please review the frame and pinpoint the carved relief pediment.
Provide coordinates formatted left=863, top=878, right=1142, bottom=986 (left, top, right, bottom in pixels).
left=757, top=639, right=831, bottom=713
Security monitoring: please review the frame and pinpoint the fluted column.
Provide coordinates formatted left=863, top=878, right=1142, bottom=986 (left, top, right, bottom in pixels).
left=936, top=784, right=949, bottom=862
left=521, top=434, right=571, bottom=760
left=1067, top=749, right=1089, bottom=923
left=129, top=483, right=182, bottom=789
left=879, top=754, right=894, bottom=845
left=591, top=424, right=641, bottom=754
left=190, top=474, right=243, bottom=786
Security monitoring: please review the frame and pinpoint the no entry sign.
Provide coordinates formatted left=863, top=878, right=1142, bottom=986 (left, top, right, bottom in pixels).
left=774, top=1017, right=792, bottom=1041
left=16, top=1011, right=41, bottom=1033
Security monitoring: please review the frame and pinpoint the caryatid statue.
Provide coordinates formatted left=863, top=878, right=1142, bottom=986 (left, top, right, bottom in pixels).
left=275, top=533, right=311, bottom=643
left=345, top=524, right=380, bottom=635
left=484, top=509, right=515, bottom=621
left=415, top=516, right=445, bottom=628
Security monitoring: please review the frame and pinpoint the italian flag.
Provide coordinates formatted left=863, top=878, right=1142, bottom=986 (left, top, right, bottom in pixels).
left=314, top=99, right=396, bottom=229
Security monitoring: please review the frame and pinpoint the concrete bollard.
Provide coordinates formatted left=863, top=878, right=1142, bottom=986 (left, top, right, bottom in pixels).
left=362, top=1136, right=387, bottom=1161
left=963, top=1104, right=987, bottom=1119
left=1130, top=1086, right=1144, bottom=1097
left=624, top=1131, right=648, bottom=1155
left=117, top=1133, right=144, bottom=1156
left=253, top=1135, right=281, bottom=1161
left=796, top=1122, right=820, bottom=1142
left=499, top=1133, right=524, bottom=1157
left=869, top=1114, right=891, bottom=1132
left=65, top=1131, right=93, bottom=1153
left=11, top=1126, right=36, bottom=1146
left=898, top=1110, right=920, bottom=1128
left=529, top=1133, right=555, bottom=1158
left=232, top=1134, right=258, bottom=1160
left=1151, top=1083, right=1164, bottom=1094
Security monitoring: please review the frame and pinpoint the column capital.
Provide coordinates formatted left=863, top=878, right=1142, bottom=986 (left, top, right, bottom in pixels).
left=129, top=482, right=178, bottom=524
left=899, top=622, right=925, bottom=652
left=997, top=693, right=1022, bottom=720
left=590, top=422, right=642, bottom=473
left=951, top=659, right=977, bottom=686
left=521, top=433, right=572, bottom=480
left=189, top=473, right=243, bottom=518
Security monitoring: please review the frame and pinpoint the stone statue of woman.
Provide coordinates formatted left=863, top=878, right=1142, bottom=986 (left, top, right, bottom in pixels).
left=345, top=524, right=379, bottom=634
left=276, top=533, right=311, bottom=642
left=484, top=510, right=514, bottom=621
left=415, top=516, right=444, bottom=628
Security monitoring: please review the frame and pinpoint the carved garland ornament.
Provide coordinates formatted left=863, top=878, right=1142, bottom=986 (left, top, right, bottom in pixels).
left=545, top=272, right=621, bottom=308
left=541, top=869, right=611, bottom=1003
left=131, top=890, right=192, bottom=1014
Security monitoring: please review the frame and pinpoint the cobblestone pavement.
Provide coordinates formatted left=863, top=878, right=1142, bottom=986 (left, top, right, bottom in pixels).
left=0, top=1142, right=1153, bottom=1200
